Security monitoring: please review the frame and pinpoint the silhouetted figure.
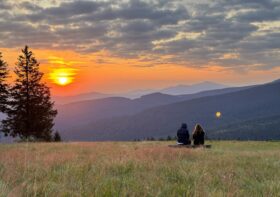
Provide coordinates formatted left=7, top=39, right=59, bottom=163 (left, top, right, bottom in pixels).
left=177, top=123, right=191, bottom=145
left=193, top=124, right=205, bottom=145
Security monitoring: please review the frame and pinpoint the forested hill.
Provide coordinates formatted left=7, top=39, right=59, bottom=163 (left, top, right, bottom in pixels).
left=210, top=115, right=280, bottom=140
left=61, top=80, right=280, bottom=141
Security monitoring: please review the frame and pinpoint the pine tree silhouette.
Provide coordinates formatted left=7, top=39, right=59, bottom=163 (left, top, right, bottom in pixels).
left=0, top=52, right=9, bottom=113
left=53, top=131, right=62, bottom=142
left=1, top=46, right=57, bottom=141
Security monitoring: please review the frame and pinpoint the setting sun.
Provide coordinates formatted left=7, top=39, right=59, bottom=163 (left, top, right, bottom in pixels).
left=49, top=68, right=76, bottom=86
left=57, top=76, right=69, bottom=85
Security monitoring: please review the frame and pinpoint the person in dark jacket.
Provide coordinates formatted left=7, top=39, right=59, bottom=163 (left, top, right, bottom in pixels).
left=177, top=123, right=191, bottom=145
left=192, top=124, right=205, bottom=145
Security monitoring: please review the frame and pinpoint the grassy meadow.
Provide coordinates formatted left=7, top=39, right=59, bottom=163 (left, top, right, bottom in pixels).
left=0, top=141, right=280, bottom=197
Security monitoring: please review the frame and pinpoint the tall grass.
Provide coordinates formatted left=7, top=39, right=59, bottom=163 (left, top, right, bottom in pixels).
left=0, top=141, right=280, bottom=196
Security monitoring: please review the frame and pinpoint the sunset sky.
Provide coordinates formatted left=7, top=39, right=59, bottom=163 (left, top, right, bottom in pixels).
left=0, top=0, right=280, bottom=96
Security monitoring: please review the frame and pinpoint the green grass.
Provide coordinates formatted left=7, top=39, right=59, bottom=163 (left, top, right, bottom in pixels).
left=0, top=141, right=280, bottom=196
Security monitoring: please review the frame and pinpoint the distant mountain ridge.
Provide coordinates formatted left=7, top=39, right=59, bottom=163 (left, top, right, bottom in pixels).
left=60, top=79, right=280, bottom=141
left=160, top=81, right=228, bottom=95
left=53, top=81, right=228, bottom=104
left=54, top=92, right=111, bottom=105
left=55, top=94, right=184, bottom=131
left=55, top=85, right=249, bottom=134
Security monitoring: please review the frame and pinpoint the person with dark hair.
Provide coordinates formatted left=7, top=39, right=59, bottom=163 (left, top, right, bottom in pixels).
left=177, top=123, right=191, bottom=145
left=192, top=124, right=205, bottom=145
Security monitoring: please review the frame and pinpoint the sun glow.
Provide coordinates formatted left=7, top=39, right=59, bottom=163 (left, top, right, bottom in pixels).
left=49, top=68, right=76, bottom=86
left=57, top=77, right=69, bottom=85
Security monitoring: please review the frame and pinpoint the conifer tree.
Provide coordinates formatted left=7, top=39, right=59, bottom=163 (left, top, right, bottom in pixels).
left=53, top=131, right=62, bottom=142
left=1, top=46, right=57, bottom=141
left=0, top=52, right=9, bottom=113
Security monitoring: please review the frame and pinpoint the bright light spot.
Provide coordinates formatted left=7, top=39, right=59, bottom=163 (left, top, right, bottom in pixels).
left=49, top=68, right=77, bottom=86
left=216, top=111, right=222, bottom=118
left=58, top=77, right=69, bottom=85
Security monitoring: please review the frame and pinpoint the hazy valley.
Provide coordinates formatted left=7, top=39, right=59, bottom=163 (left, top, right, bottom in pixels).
left=52, top=80, right=280, bottom=141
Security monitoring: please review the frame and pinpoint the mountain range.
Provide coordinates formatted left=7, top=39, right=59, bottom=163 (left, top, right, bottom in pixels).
left=53, top=92, right=111, bottom=105
left=1, top=80, right=279, bottom=142
left=56, top=80, right=280, bottom=141
left=55, top=85, right=248, bottom=133
left=160, top=81, right=228, bottom=95
left=54, top=81, right=227, bottom=104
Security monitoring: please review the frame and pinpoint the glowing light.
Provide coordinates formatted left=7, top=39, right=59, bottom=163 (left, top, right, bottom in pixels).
left=216, top=111, right=222, bottom=118
left=49, top=68, right=77, bottom=86
left=57, top=77, right=69, bottom=85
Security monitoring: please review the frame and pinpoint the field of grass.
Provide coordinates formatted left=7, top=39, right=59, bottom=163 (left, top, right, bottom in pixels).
left=0, top=141, right=280, bottom=197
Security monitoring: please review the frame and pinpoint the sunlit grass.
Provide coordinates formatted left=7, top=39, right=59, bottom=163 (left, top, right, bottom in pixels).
left=0, top=141, right=280, bottom=196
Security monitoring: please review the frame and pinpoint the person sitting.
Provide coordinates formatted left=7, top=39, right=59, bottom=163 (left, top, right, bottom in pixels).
left=192, top=124, right=205, bottom=145
left=177, top=123, right=191, bottom=145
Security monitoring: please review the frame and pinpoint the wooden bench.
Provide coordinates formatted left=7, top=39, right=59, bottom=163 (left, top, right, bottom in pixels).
left=168, top=144, right=211, bottom=148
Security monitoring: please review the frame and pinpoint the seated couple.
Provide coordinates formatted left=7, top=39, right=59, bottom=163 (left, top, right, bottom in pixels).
left=177, top=123, right=205, bottom=145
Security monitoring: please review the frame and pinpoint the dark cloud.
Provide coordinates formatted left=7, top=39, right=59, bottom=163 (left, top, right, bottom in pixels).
left=44, top=1, right=103, bottom=17
left=0, top=0, right=279, bottom=70
left=235, top=7, right=280, bottom=22
left=113, top=0, right=188, bottom=24
left=0, top=0, right=11, bottom=9
left=221, top=0, right=278, bottom=10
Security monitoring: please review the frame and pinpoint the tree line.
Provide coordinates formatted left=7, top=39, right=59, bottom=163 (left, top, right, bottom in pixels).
left=0, top=46, right=61, bottom=142
left=133, top=136, right=177, bottom=141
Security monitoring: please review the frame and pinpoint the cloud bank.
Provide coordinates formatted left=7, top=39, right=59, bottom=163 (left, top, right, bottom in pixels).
left=0, top=0, right=279, bottom=70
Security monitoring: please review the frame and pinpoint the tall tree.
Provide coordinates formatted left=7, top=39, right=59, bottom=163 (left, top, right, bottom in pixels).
left=0, top=52, right=9, bottom=113
left=1, top=46, right=57, bottom=141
